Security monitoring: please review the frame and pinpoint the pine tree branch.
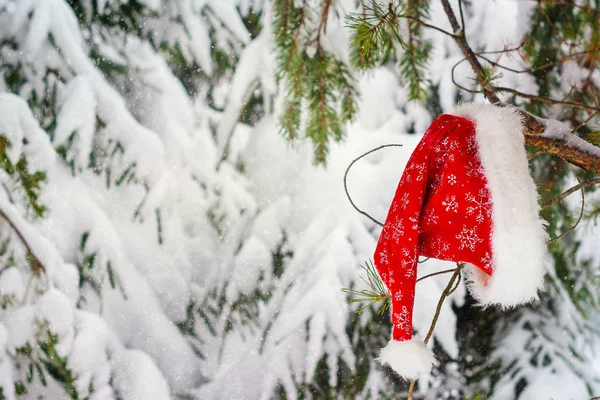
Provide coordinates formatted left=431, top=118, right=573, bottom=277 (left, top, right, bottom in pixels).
left=439, top=0, right=600, bottom=175
left=0, top=206, right=45, bottom=275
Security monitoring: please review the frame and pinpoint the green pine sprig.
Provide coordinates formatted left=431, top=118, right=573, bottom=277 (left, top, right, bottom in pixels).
left=346, top=1, right=407, bottom=70
left=342, top=259, right=390, bottom=315
left=274, top=0, right=358, bottom=165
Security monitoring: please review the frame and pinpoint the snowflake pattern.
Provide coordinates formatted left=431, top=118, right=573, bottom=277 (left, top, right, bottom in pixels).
left=447, top=174, right=457, bottom=185
left=456, top=225, right=483, bottom=251
left=400, top=193, right=410, bottom=210
left=379, top=249, right=389, bottom=266
left=466, top=136, right=478, bottom=154
left=465, top=189, right=492, bottom=224
left=394, top=291, right=403, bottom=302
left=481, top=252, right=492, bottom=266
left=424, top=208, right=438, bottom=225
left=390, top=217, right=405, bottom=242
left=394, top=305, right=411, bottom=335
left=401, top=248, right=415, bottom=270
left=442, top=195, right=459, bottom=213
left=407, top=162, right=426, bottom=182
left=466, top=160, right=482, bottom=178
left=408, top=214, right=419, bottom=230
left=430, top=236, right=450, bottom=257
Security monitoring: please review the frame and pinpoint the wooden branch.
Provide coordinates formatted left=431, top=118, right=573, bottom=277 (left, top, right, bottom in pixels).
left=407, top=263, right=464, bottom=400
left=439, top=0, right=600, bottom=175
left=343, top=144, right=404, bottom=227
left=541, top=177, right=600, bottom=208
left=547, top=178, right=585, bottom=244
left=0, top=207, right=45, bottom=275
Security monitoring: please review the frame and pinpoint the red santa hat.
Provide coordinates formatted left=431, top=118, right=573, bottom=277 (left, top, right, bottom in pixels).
left=374, top=103, right=548, bottom=379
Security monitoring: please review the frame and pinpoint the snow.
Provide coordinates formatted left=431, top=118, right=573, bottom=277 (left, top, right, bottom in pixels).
left=0, top=0, right=597, bottom=399
left=542, top=118, right=600, bottom=158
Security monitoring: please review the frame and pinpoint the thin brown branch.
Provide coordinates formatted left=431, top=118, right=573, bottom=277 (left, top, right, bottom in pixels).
left=343, top=144, right=404, bottom=227
left=537, top=0, right=581, bottom=48
left=316, top=0, right=333, bottom=43
left=493, top=86, right=600, bottom=113
left=476, top=48, right=600, bottom=75
left=541, top=177, right=600, bottom=208
left=540, top=0, right=600, bottom=16
left=451, top=57, right=480, bottom=94
left=0, top=207, right=45, bottom=275
left=458, top=0, right=466, bottom=31
left=416, top=267, right=455, bottom=282
left=403, top=15, right=457, bottom=38
left=547, top=178, right=585, bottom=244
left=408, top=263, right=464, bottom=400
left=440, top=0, right=500, bottom=103
left=573, top=111, right=599, bottom=133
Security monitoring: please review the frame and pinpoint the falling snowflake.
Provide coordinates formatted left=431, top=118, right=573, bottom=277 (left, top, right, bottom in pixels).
left=465, top=189, right=492, bottom=223
left=442, top=195, right=459, bottom=213
left=456, top=225, right=483, bottom=251
left=447, top=174, right=457, bottom=185
left=389, top=270, right=395, bottom=284
left=395, top=291, right=403, bottom=302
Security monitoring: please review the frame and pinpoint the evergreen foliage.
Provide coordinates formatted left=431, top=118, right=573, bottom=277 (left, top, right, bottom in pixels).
left=0, top=1, right=598, bottom=399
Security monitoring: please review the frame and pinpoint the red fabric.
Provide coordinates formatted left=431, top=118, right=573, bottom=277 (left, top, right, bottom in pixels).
left=374, top=114, right=494, bottom=342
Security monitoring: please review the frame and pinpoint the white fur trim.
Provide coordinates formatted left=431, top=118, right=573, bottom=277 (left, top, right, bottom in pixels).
left=455, top=103, right=548, bottom=307
left=378, top=338, right=436, bottom=379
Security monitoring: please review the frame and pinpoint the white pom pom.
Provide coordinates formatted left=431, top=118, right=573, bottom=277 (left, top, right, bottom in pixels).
left=378, top=338, right=436, bottom=380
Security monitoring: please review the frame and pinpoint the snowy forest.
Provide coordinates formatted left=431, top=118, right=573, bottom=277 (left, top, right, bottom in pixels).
left=0, top=0, right=599, bottom=399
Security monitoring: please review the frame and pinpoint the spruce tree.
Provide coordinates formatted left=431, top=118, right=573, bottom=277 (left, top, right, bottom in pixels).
left=0, top=1, right=598, bottom=400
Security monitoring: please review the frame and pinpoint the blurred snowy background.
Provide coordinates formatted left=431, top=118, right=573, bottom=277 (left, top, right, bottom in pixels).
left=0, top=0, right=599, bottom=399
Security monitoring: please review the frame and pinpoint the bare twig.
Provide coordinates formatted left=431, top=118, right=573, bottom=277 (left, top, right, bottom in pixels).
left=403, top=16, right=457, bottom=38
left=0, top=208, right=45, bottom=275
left=458, top=0, right=466, bottom=31
left=493, top=86, right=600, bottom=113
left=344, top=144, right=404, bottom=227
left=541, top=177, right=600, bottom=208
left=547, top=178, right=585, bottom=244
left=416, top=267, right=455, bottom=282
left=407, top=263, right=464, bottom=400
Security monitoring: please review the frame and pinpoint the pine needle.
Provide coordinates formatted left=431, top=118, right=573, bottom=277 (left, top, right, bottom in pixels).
left=341, top=260, right=390, bottom=315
